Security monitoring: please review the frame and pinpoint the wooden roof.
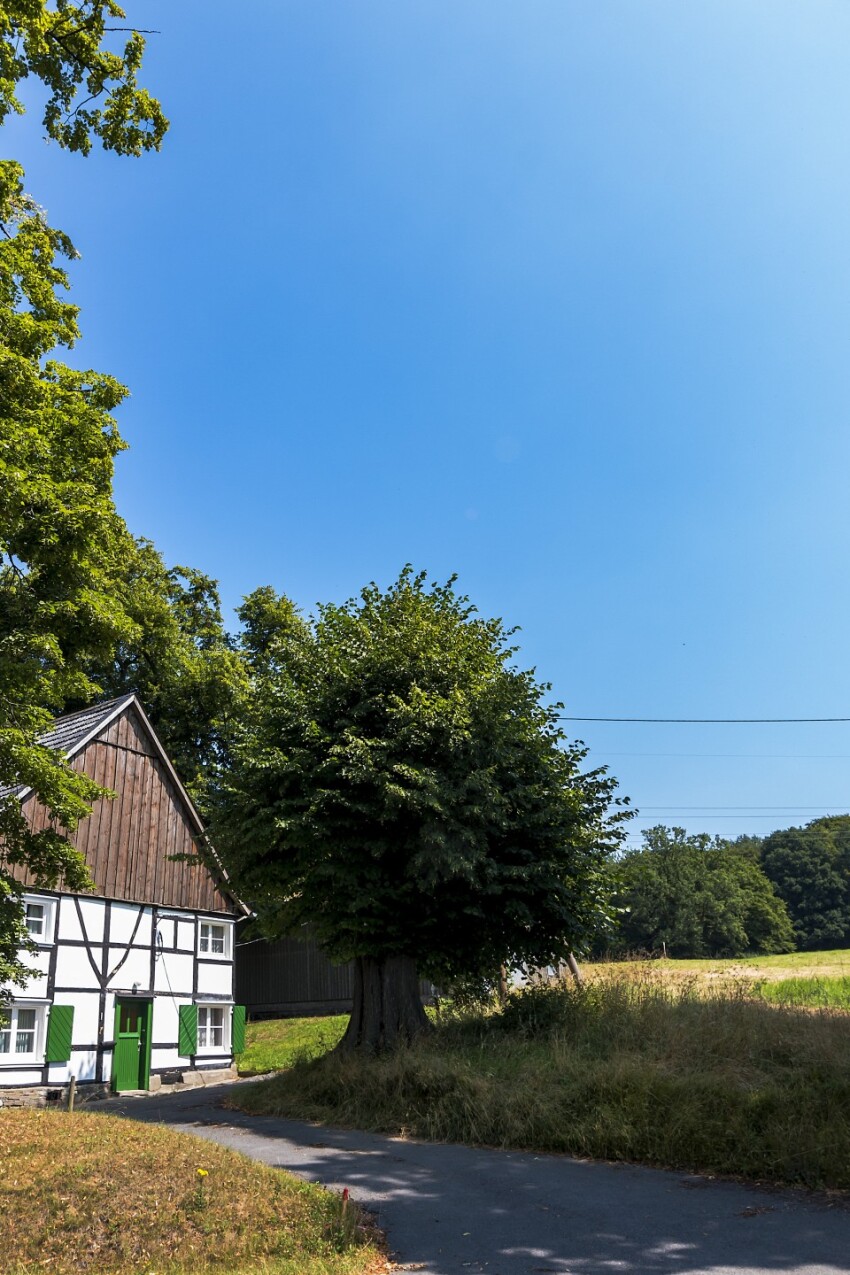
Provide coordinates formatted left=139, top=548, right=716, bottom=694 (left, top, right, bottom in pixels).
left=12, top=695, right=246, bottom=916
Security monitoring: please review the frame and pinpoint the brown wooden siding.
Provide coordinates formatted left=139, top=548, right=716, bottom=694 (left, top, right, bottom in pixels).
left=14, top=704, right=234, bottom=914
left=236, top=935, right=355, bottom=1016
left=235, top=935, right=434, bottom=1018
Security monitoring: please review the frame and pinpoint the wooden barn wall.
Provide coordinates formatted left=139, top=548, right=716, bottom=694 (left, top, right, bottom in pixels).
left=235, top=934, right=435, bottom=1018
left=15, top=706, right=233, bottom=914
left=236, top=935, right=355, bottom=1016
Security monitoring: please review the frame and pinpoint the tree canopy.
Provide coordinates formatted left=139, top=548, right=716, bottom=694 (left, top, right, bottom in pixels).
left=213, top=569, right=630, bottom=1049
left=0, top=2, right=167, bottom=155
left=0, top=5, right=166, bottom=987
left=80, top=540, right=247, bottom=811
left=606, top=825, right=795, bottom=958
left=759, top=816, right=850, bottom=951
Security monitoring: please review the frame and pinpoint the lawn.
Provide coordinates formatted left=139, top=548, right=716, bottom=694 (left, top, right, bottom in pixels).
left=229, top=965, right=850, bottom=1191
left=238, top=1013, right=348, bottom=1076
left=1, top=1110, right=387, bottom=1275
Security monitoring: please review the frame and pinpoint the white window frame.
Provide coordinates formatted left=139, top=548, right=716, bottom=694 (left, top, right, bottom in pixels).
left=0, top=1002, right=46, bottom=1063
left=22, top=895, right=56, bottom=946
left=198, top=921, right=231, bottom=960
left=196, top=1003, right=229, bottom=1054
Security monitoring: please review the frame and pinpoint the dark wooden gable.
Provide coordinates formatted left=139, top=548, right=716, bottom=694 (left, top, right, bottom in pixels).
left=17, top=699, right=235, bottom=914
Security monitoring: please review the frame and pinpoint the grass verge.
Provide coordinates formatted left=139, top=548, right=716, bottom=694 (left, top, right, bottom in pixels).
left=238, top=1014, right=348, bottom=1076
left=229, top=974, right=850, bottom=1192
left=1, top=1110, right=386, bottom=1275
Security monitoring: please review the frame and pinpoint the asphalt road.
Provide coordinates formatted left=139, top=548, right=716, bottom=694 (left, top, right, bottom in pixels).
left=88, top=1084, right=850, bottom=1275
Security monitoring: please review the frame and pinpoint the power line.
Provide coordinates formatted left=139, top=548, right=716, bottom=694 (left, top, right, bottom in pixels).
left=560, top=716, right=850, bottom=724
left=629, top=813, right=844, bottom=819
left=636, top=805, right=847, bottom=811
left=603, top=752, right=850, bottom=759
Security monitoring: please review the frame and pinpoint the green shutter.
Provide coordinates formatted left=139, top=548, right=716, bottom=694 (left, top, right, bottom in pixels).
left=232, top=1005, right=246, bottom=1055
left=45, top=1005, right=74, bottom=1063
left=178, top=1004, right=197, bottom=1056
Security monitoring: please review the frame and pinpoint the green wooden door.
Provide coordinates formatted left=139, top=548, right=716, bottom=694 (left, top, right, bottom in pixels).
left=112, top=998, right=152, bottom=1092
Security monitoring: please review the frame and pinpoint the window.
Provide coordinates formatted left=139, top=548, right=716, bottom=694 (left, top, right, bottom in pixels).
left=197, top=1005, right=225, bottom=1051
left=22, top=895, right=54, bottom=944
left=198, top=922, right=230, bottom=958
left=0, top=1004, right=44, bottom=1061
left=25, top=903, right=45, bottom=938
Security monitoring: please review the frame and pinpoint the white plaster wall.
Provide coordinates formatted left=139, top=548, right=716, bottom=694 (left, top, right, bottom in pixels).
left=153, top=995, right=181, bottom=1045
left=58, top=897, right=105, bottom=944
left=106, top=946, right=150, bottom=991
left=155, top=952, right=194, bottom=995
left=196, top=961, right=235, bottom=996
left=55, top=942, right=102, bottom=991
left=176, top=918, right=195, bottom=950
left=110, top=903, right=152, bottom=947
left=0, top=1069, right=42, bottom=1088
left=66, top=991, right=100, bottom=1044
left=15, top=951, right=49, bottom=999
left=69, top=1051, right=98, bottom=1082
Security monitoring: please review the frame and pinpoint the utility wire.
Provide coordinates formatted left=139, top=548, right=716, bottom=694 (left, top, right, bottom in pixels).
left=559, top=716, right=850, bottom=724
left=636, top=805, right=847, bottom=811
left=603, top=752, right=850, bottom=759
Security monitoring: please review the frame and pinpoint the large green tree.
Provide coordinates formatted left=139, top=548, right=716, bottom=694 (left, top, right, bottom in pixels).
left=0, top=5, right=165, bottom=987
left=213, top=569, right=630, bottom=1050
left=607, top=825, right=794, bottom=958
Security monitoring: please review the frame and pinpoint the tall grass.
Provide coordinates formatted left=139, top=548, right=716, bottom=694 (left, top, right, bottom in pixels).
left=231, top=971, right=850, bottom=1190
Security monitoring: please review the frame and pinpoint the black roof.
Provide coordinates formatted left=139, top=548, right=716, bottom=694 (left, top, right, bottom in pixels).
left=0, top=693, right=136, bottom=801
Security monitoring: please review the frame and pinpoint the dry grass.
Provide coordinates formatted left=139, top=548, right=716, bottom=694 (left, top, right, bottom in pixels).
left=0, top=1110, right=387, bottom=1275
left=586, top=948, right=850, bottom=985
left=230, top=971, right=850, bottom=1191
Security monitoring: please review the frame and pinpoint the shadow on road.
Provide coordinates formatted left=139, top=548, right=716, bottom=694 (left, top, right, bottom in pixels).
left=88, top=1084, right=850, bottom=1275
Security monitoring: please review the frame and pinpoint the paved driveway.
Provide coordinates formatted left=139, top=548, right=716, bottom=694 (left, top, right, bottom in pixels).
left=89, top=1084, right=850, bottom=1275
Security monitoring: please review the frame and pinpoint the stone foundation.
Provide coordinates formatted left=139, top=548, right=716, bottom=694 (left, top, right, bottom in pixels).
left=0, top=1082, right=111, bottom=1109
left=0, top=1066, right=238, bottom=1107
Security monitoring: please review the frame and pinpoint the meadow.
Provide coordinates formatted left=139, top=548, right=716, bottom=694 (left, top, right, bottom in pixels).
left=232, top=952, right=850, bottom=1192
left=1, top=1110, right=386, bottom=1275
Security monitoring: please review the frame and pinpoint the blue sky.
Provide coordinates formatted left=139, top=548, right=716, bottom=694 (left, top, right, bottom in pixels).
left=10, top=2, right=850, bottom=843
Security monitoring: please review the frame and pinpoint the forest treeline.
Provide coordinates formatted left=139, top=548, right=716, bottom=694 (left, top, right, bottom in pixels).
left=601, top=816, right=850, bottom=958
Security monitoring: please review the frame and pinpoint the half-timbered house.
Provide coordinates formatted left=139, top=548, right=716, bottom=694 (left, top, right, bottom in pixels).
left=1, top=693, right=249, bottom=1104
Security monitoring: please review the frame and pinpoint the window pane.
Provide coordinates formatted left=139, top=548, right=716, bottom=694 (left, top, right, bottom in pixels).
left=15, top=1009, right=36, bottom=1054
left=25, top=904, right=44, bottom=937
left=199, top=924, right=210, bottom=953
left=211, top=928, right=225, bottom=954
left=0, top=1028, right=9, bottom=1054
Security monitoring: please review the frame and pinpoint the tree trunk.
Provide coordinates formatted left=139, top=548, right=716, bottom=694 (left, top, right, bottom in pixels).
left=337, top=955, right=432, bottom=1053
left=498, top=964, right=509, bottom=1005
left=565, top=952, right=584, bottom=987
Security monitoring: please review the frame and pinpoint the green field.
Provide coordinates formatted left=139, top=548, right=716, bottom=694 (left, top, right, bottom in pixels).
left=231, top=955, right=850, bottom=1191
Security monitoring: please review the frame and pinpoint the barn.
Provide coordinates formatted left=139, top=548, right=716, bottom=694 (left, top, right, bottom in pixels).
left=0, top=693, right=249, bottom=1105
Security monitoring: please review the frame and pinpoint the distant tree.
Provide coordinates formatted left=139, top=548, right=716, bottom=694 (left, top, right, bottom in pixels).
left=213, top=569, right=630, bottom=1051
left=609, top=826, right=794, bottom=958
left=759, top=816, right=850, bottom=950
